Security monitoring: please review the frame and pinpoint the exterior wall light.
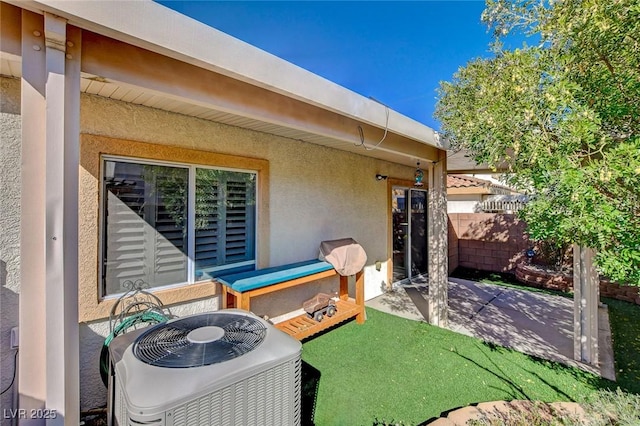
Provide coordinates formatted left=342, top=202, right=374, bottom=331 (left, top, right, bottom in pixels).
left=376, top=174, right=388, bottom=181
left=414, top=162, right=424, bottom=187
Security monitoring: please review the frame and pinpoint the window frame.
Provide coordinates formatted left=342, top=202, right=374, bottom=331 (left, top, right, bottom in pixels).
left=99, top=155, right=259, bottom=299
left=79, top=135, right=269, bottom=322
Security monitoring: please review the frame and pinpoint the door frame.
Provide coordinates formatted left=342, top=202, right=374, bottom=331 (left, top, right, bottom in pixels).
left=387, top=178, right=428, bottom=289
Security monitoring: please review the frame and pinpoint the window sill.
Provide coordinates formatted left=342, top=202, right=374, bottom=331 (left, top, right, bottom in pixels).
left=79, top=280, right=219, bottom=323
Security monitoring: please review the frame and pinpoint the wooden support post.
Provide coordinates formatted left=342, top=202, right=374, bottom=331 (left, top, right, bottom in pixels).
left=239, top=293, right=251, bottom=311
left=339, top=275, right=349, bottom=301
left=355, top=271, right=365, bottom=324
left=427, top=150, right=448, bottom=327
left=19, top=11, right=48, bottom=419
left=19, top=11, right=80, bottom=425
left=221, top=286, right=229, bottom=308
left=573, top=245, right=599, bottom=365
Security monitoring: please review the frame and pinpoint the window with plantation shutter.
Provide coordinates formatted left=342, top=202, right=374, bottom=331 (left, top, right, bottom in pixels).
left=102, top=158, right=256, bottom=297
left=224, top=176, right=255, bottom=263
left=194, top=173, right=220, bottom=278
left=194, top=169, right=256, bottom=280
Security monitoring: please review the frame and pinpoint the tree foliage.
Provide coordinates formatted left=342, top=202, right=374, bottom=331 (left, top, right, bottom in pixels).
left=435, top=0, right=640, bottom=284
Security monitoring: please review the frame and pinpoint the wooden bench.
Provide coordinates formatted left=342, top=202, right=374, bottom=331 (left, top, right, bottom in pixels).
left=216, top=259, right=365, bottom=340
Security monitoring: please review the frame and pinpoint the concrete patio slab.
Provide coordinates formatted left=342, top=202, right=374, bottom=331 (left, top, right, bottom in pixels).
left=490, top=286, right=574, bottom=323
left=366, top=277, right=616, bottom=380
left=448, top=279, right=502, bottom=305
left=456, top=302, right=576, bottom=367
left=365, top=286, right=425, bottom=321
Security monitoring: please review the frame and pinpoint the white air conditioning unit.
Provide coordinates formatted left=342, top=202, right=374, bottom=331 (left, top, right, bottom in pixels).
left=109, top=309, right=302, bottom=426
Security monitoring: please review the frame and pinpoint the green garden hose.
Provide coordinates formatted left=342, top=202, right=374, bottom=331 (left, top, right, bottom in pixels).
left=100, top=311, right=168, bottom=387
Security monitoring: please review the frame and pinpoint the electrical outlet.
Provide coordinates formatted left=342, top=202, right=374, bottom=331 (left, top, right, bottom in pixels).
left=10, top=327, right=18, bottom=349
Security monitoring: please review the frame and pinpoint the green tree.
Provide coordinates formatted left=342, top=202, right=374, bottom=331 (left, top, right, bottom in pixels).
left=435, top=0, right=640, bottom=284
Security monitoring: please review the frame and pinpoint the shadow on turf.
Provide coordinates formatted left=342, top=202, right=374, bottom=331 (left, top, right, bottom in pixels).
left=451, top=342, right=533, bottom=401
left=413, top=341, right=617, bottom=426
left=412, top=341, right=593, bottom=426
left=480, top=340, right=611, bottom=391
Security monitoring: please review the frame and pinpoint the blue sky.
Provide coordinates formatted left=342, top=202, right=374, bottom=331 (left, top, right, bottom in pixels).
left=158, top=1, right=501, bottom=131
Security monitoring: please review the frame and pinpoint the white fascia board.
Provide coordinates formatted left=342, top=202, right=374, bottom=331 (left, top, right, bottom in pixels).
left=10, top=0, right=445, bottom=150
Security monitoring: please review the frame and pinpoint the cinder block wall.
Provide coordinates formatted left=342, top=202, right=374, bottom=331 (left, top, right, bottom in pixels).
left=448, top=216, right=459, bottom=272
left=447, top=212, right=640, bottom=307
left=448, top=213, right=530, bottom=273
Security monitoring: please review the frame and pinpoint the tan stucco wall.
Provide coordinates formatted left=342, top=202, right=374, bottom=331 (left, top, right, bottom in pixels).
left=80, top=93, right=414, bottom=295
left=77, top=93, right=414, bottom=409
left=2, top=78, right=416, bottom=410
left=0, top=77, right=21, bottom=424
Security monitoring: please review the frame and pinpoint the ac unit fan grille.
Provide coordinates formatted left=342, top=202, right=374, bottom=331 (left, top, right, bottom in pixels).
left=133, top=313, right=267, bottom=368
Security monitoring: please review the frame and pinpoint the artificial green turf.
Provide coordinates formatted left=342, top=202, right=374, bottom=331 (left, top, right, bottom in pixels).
left=604, top=297, right=640, bottom=394
left=302, top=308, right=610, bottom=426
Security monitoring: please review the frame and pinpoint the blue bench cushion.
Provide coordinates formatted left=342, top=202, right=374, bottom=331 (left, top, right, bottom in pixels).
left=217, top=259, right=334, bottom=292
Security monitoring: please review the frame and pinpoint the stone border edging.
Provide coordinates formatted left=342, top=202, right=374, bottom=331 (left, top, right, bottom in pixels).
left=516, top=262, right=640, bottom=305
left=515, top=262, right=573, bottom=291
left=600, top=279, right=640, bottom=305
left=428, top=400, right=585, bottom=425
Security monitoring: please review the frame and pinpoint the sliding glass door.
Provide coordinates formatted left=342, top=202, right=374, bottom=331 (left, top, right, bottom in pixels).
left=392, top=186, right=428, bottom=284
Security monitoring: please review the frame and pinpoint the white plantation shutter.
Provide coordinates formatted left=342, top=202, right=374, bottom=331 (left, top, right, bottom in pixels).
left=102, top=160, right=256, bottom=295
left=194, top=171, right=256, bottom=279
left=104, top=190, right=147, bottom=289
left=103, top=162, right=188, bottom=295
left=194, top=177, right=220, bottom=278
left=151, top=172, right=188, bottom=284
left=224, top=178, right=255, bottom=263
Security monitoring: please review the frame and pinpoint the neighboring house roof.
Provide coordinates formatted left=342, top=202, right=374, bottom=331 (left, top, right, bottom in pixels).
left=447, top=174, right=517, bottom=195
left=447, top=174, right=493, bottom=189
left=2, top=0, right=446, bottom=168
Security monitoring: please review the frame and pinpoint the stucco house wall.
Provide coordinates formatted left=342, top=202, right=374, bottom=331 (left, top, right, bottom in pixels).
left=0, top=76, right=21, bottom=425
left=1, top=76, right=416, bottom=410
left=80, top=92, right=409, bottom=271
left=447, top=194, right=483, bottom=213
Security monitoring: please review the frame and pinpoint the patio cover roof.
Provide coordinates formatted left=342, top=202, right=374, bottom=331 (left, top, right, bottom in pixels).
left=0, top=0, right=488, bottom=170
left=447, top=174, right=518, bottom=195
